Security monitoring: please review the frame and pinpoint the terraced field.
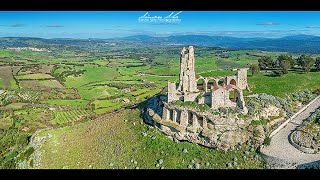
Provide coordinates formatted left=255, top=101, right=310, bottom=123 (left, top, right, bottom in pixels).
left=51, top=109, right=92, bottom=125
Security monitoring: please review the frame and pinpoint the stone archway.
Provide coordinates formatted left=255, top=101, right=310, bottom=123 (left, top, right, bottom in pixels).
left=228, top=87, right=240, bottom=103
left=196, top=78, right=205, bottom=91
left=218, top=79, right=225, bottom=86
left=230, top=79, right=236, bottom=86
left=207, top=79, right=216, bottom=90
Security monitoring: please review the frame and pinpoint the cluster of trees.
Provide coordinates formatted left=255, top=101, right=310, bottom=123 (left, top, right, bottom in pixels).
left=252, top=54, right=320, bottom=76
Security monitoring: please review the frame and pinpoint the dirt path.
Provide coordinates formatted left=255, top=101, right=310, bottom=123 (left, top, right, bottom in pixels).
left=260, top=97, right=320, bottom=169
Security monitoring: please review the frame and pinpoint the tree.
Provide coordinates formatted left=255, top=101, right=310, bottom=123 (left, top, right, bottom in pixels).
left=258, top=56, right=274, bottom=70
left=298, top=54, right=315, bottom=72
left=277, top=54, right=293, bottom=74
left=249, top=64, right=260, bottom=76
left=315, top=57, right=320, bottom=70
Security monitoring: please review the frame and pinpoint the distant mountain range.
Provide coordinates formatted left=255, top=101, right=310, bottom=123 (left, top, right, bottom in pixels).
left=1, top=34, right=320, bottom=53
left=116, top=34, right=320, bottom=53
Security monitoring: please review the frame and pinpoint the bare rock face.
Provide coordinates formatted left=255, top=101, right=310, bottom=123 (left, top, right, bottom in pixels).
left=261, top=105, right=280, bottom=119
left=217, top=130, right=250, bottom=151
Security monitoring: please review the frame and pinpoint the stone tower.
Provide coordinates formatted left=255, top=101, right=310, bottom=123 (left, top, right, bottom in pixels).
left=177, top=46, right=197, bottom=93
left=237, top=68, right=249, bottom=90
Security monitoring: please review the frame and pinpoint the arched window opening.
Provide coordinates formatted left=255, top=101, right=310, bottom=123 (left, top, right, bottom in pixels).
left=218, top=79, right=224, bottom=86
left=197, top=79, right=205, bottom=91
left=207, top=79, right=215, bottom=90
left=230, top=79, right=236, bottom=86
left=229, top=88, right=240, bottom=103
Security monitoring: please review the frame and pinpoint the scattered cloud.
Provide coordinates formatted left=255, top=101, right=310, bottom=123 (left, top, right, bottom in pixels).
left=10, top=23, right=25, bottom=27
left=306, top=25, right=319, bottom=29
left=256, top=22, right=279, bottom=26
left=47, top=25, right=64, bottom=28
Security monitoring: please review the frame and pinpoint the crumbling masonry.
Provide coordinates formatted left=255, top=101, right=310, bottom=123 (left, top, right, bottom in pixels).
left=144, top=46, right=254, bottom=150
left=165, top=46, right=248, bottom=115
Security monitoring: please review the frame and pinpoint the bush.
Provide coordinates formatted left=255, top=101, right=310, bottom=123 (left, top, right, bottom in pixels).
left=263, top=137, right=271, bottom=146
left=172, top=100, right=210, bottom=112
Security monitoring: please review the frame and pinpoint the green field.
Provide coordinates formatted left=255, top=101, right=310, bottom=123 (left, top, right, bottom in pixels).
left=248, top=71, right=320, bottom=97
left=45, top=99, right=89, bottom=107
left=16, top=73, right=54, bottom=80
left=51, top=109, right=91, bottom=125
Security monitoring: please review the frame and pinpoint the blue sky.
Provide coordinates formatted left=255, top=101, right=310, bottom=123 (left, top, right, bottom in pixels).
left=0, top=11, right=320, bottom=38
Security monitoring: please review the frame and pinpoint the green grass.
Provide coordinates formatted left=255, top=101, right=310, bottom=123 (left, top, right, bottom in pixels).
left=15, top=73, right=54, bottom=80
left=0, top=66, right=16, bottom=90
left=32, top=109, right=265, bottom=169
left=1, top=103, right=29, bottom=110
left=247, top=71, right=320, bottom=97
left=45, top=99, right=89, bottom=107
left=130, top=88, right=150, bottom=96
left=80, top=85, right=123, bottom=100
left=136, top=88, right=161, bottom=100
left=38, top=80, right=64, bottom=88
left=94, top=99, right=122, bottom=109
left=216, top=58, right=243, bottom=69
left=19, top=80, right=63, bottom=89
left=145, top=66, right=180, bottom=76
left=13, top=108, right=54, bottom=130
left=65, top=65, right=121, bottom=100
left=94, top=103, right=124, bottom=114
left=65, top=65, right=120, bottom=88
left=195, top=57, right=218, bottom=73
left=0, top=117, right=12, bottom=130
left=199, top=70, right=237, bottom=77
left=0, top=79, right=3, bottom=89
left=10, top=79, right=18, bottom=89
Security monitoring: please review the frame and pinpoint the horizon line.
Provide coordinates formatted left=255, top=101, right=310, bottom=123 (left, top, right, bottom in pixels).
left=0, top=33, right=319, bottom=40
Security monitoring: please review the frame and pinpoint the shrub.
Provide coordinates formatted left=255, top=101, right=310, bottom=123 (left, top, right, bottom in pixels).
left=263, top=137, right=271, bottom=146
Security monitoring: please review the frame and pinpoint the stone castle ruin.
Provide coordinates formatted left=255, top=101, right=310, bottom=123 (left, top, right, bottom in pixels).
left=166, top=46, right=249, bottom=113
left=144, top=46, right=265, bottom=151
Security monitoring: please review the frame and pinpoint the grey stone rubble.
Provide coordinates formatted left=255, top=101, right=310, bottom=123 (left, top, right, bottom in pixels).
left=194, top=163, right=200, bottom=169
left=183, top=148, right=188, bottom=153
left=158, top=159, right=164, bottom=164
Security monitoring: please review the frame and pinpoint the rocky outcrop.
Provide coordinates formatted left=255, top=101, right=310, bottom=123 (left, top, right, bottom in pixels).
left=248, top=125, right=266, bottom=147
left=144, top=94, right=265, bottom=151
left=261, top=105, right=280, bottom=119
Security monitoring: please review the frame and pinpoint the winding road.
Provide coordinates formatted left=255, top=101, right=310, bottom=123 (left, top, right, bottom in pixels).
left=260, top=96, right=320, bottom=169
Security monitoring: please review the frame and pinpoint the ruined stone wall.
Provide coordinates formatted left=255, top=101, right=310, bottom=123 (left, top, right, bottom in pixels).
left=183, top=92, right=200, bottom=102
left=147, top=96, right=252, bottom=150
left=167, top=82, right=180, bottom=103
left=211, top=88, right=236, bottom=109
